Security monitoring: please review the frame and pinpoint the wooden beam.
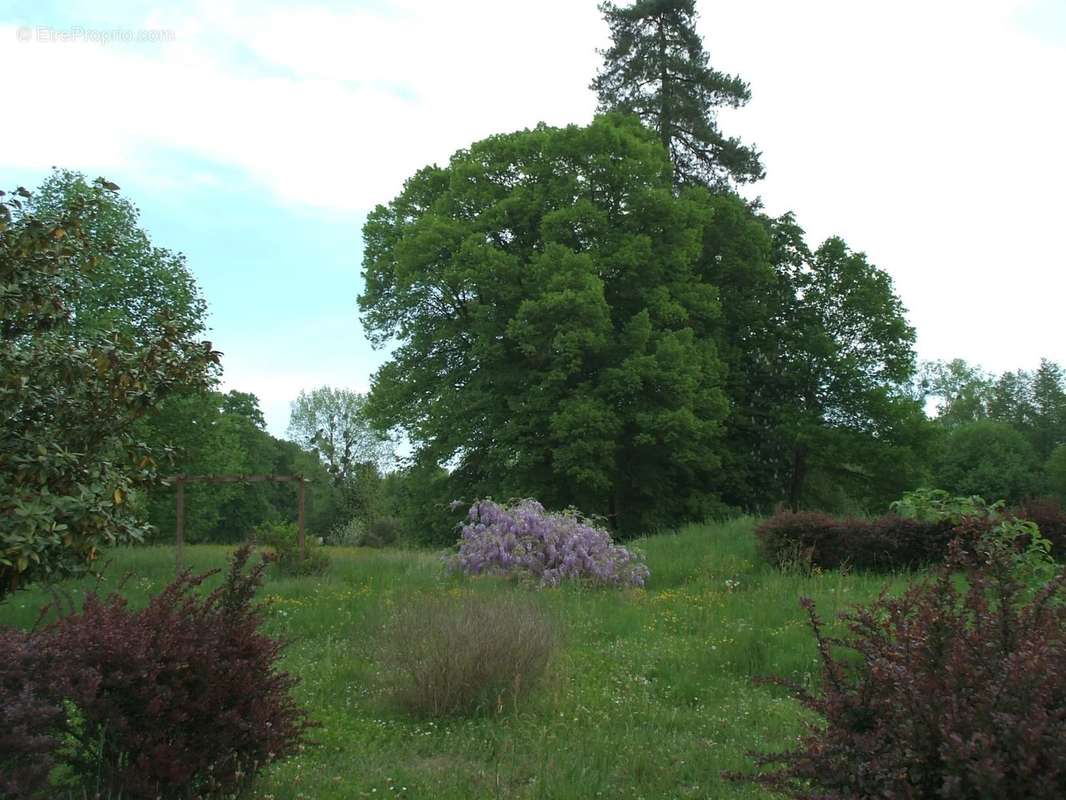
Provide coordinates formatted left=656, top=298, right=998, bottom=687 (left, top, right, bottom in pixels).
left=297, top=479, right=306, bottom=555
left=169, top=474, right=307, bottom=484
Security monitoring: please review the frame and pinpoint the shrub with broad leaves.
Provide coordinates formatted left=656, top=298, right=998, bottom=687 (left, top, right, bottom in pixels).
left=1, top=181, right=218, bottom=599
left=451, top=499, right=649, bottom=587
left=733, top=533, right=1066, bottom=798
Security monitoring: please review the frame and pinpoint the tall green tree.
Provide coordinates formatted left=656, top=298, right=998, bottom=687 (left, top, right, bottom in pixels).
left=731, top=215, right=925, bottom=512
left=987, top=368, right=1034, bottom=431
left=919, top=358, right=994, bottom=428
left=0, top=180, right=217, bottom=596
left=287, top=387, right=394, bottom=484
left=27, top=169, right=208, bottom=340
left=1030, top=359, right=1066, bottom=460
left=360, top=115, right=731, bottom=534
left=591, top=0, right=763, bottom=189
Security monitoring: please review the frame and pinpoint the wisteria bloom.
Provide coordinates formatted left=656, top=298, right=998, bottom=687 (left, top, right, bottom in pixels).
left=450, top=499, right=650, bottom=588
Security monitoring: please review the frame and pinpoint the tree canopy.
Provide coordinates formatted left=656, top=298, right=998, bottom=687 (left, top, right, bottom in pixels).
left=708, top=208, right=925, bottom=512
left=360, top=115, right=731, bottom=534
left=287, top=386, right=394, bottom=483
left=27, top=169, right=208, bottom=341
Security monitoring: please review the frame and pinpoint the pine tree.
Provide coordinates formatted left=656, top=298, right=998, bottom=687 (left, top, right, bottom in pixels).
left=591, top=0, right=764, bottom=189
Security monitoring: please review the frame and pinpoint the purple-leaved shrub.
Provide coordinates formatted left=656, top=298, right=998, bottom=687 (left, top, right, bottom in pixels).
left=731, top=529, right=1066, bottom=799
left=451, top=499, right=649, bottom=587
left=0, top=545, right=314, bottom=800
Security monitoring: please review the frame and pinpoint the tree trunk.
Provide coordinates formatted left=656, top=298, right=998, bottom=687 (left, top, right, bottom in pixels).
left=657, top=17, right=671, bottom=154
left=788, top=443, right=807, bottom=512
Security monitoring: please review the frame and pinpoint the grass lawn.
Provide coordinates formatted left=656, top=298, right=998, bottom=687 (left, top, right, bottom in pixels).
left=0, top=518, right=915, bottom=799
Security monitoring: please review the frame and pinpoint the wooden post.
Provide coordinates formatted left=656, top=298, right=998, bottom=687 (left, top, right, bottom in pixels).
left=175, top=476, right=185, bottom=573
left=297, top=478, right=306, bottom=556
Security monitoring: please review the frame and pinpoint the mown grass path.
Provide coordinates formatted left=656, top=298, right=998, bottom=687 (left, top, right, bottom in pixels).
left=0, top=518, right=913, bottom=799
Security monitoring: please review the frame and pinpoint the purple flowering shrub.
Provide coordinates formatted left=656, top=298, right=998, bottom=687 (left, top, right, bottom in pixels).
left=451, top=499, right=650, bottom=587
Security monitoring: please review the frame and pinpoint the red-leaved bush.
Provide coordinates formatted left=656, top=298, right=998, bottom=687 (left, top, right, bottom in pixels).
left=0, top=545, right=314, bottom=799
left=0, top=628, right=65, bottom=800
left=734, top=539, right=1066, bottom=799
left=1017, top=496, right=1066, bottom=558
left=755, top=511, right=958, bottom=572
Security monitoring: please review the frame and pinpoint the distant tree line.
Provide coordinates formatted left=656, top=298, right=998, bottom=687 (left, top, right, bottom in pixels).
left=919, top=358, right=1066, bottom=504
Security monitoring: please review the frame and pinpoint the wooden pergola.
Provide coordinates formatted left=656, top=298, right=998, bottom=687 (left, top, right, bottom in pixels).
left=172, top=474, right=307, bottom=570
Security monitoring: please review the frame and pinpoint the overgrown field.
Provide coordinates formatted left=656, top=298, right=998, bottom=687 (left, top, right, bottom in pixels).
left=0, top=518, right=914, bottom=799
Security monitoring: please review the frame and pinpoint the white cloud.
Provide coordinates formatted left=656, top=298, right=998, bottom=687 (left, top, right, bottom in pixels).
left=1, top=0, right=605, bottom=212
left=701, top=0, right=1066, bottom=372
left=3, top=0, right=1065, bottom=385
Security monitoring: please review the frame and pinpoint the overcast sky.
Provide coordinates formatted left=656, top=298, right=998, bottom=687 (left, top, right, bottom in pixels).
left=2, top=0, right=1064, bottom=435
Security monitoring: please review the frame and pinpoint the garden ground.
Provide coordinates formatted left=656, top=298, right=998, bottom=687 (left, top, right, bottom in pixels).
left=0, top=518, right=914, bottom=799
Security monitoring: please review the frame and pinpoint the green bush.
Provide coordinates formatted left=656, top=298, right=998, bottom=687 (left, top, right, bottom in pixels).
left=326, top=517, right=365, bottom=547
left=934, top=420, right=1041, bottom=504
left=1046, top=444, right=1066, bottom=501
left=379, top=594, right=558, bottom=717
left=364, top=516, right=403, bottom=548
left=326, top=516, right=403, bottom=548
left=255, top=521, right=329, bottom=577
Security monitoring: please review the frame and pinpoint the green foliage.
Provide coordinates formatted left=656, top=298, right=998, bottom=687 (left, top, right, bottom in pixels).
left=918, top=358, right=995, bottom=428
left=976, top=514, right=1056, bottom=592
left=257, top=520, right=330, bottom=577
left=360, top=115, right=731, bottom=536
left=934, top=420, right=1041, bottom=504
left=0, top=180, right=217, bottom=598
left=134, top=390, right=345, bottom=544
left=750, top=217, right=926, bottom=512
left=890, top=487, right=1002, bottom=524
left=894, top=488, right=1056, bottom=591
left=377, top=462, right=464, bottom=547
left=591, top=0, right=763, bottom=188
left=286, top=386, right=394, bottom=536
left=287, top=386, right=394, bottom=483
left=925, top=357, right=1066, bottom=463
left=1047, top=443, right=1066, bottom=500
left=591, top=5, right=924, bottom=514
left=26, top=169, right=208, bottom=342
left=1030, top=359, right=1066, bottom=459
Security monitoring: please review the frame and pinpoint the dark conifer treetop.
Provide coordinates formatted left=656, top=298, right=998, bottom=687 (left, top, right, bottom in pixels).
left=591, top=0, right=764, bottom=189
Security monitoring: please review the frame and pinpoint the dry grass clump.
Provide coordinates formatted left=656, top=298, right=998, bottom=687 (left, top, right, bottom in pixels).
left=380, top=593, right=558, bottom=717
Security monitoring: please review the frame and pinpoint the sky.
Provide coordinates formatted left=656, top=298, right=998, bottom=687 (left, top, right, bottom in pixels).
left=2, top=0, right=1064, bottom=436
